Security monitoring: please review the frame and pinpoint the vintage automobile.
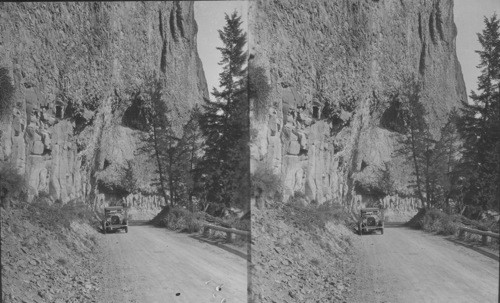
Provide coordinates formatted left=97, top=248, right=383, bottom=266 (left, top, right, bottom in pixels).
left=102, top=206, right=128, bottom=234
left=358, top=207, right=384, bottom=235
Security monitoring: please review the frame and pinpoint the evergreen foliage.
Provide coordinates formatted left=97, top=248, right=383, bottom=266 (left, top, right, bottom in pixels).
left=457, top=14, right=500, bottom=215
left=197, top=11, right=249, bottom=216
left=393, top=76, right=461, bottom=209
left=133, top=73, right=203, bottom=212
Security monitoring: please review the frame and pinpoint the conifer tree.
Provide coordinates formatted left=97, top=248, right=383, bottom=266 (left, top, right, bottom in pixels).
left=457, top=14, right=500, bottom=214
left=393, top=76, right=461, bottom=209
left=198, top=11, right=248, bottom=215
left=134, top=74, right=201, bottom=211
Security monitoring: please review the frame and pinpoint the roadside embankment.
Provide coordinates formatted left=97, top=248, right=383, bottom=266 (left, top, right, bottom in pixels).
left=250, top=203, right=356, bottom=303
left=1, top=201, right=103, bottom=303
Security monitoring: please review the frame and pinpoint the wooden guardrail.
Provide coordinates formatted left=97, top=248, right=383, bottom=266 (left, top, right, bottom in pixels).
left=458, top=227, right=499, bottom=246
left=203, top=224, right=250, bottom=243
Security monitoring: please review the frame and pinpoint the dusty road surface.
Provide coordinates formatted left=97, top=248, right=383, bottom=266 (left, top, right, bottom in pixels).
left=97, top=224, right=247, bottom=303
left=348, top=223, right=499, bottom=303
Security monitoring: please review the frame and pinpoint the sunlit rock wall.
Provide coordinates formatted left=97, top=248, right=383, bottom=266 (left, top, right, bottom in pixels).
left=249, top=0, right=466, bottom=214
left=0, top=2, right=208, bottom=209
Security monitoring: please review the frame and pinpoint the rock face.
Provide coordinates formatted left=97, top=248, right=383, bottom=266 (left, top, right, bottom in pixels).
left=249, top=0, right=466, bottom=213
left=0, top=2, right=208, bottom=207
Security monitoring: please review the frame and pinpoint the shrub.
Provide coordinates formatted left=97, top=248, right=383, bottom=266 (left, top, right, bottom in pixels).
left=287, top=191, right=308, bottom=207
left=0, top=67, right=15, bottom=119
left=405, top=207, right=426, bottom=228
left=248, top=64, right=271, bottom=121
left=152, top=206, right=250, bottom=233
left=251, top=164, right=283, bottom=208
left=0, top=162, right=29, bottom=208
left=152, top=206, right=204, bottom=233
left=408, top=208, right=459, bottom=235
left=439, top=217, right=459, bottom=235
left=283, top=197, right=351, bottom=233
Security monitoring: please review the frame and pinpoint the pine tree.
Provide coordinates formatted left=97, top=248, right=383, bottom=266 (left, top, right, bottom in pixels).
left=133, top=74, right=173, bottom=210
left=178, top=105, right=204, bottom=212
left=198, top=11, right=248, bottom=215
left=458, top=14, right=500, bottom=215
left=393, top=76, right=461, bottom=209
left=134, top=73, right=195, bottom=211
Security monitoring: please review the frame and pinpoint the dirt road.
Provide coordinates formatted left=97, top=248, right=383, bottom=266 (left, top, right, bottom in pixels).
left=348, top=224, right=499, bottom=303
left=97, top=224, right=247, bottom=303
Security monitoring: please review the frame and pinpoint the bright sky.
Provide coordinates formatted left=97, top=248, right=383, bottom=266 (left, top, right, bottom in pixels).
left=194, top=1, right=249, bottom=100
left=454, top=1, right=499, bottom=99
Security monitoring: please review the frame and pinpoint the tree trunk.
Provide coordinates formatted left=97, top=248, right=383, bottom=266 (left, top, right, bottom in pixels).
left=409, top=128, right=425, bottom=207
left=167, top=144, right=175, bottom=208
left=189, top=145, right=195, bottom=212
left=425, top=148, right=431, bottom=208
left=152, top=125, right=170, bottom=211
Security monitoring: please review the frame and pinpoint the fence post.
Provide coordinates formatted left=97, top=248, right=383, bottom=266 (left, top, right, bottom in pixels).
left=226, top=231, right=233, bottom=243
left=458, top=228, right=465, bottom=240
left=482, top=235, right=488, bottom=246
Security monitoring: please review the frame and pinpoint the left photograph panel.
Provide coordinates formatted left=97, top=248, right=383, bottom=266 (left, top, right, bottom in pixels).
left=0, top=2, right=249, bottom=302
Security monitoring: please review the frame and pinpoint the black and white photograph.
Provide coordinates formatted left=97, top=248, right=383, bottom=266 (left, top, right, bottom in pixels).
left=0, top=1, right=498, bottom=303
left=1, top=1, right=249, bottom=302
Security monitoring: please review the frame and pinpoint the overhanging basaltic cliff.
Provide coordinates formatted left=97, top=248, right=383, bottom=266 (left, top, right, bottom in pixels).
left=0, top=2, right=208, bottom=210
left=249, top=0, right=466, bottom=216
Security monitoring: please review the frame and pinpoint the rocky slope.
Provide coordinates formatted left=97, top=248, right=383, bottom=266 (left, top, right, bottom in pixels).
left=250, top=207, right=355, bottom=302
left=1, top=207, right=102, bottom=303
left=249, top=0, right=466, bottom=215
left=0, top=2, right=208, bottom=210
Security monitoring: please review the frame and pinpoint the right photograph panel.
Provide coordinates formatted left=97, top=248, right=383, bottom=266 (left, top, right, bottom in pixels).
left=248, top=0, right=500, bottom=302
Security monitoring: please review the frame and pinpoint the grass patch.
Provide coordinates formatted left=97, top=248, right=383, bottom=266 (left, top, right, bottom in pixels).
left=24, top=196, right=97, bottom=232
